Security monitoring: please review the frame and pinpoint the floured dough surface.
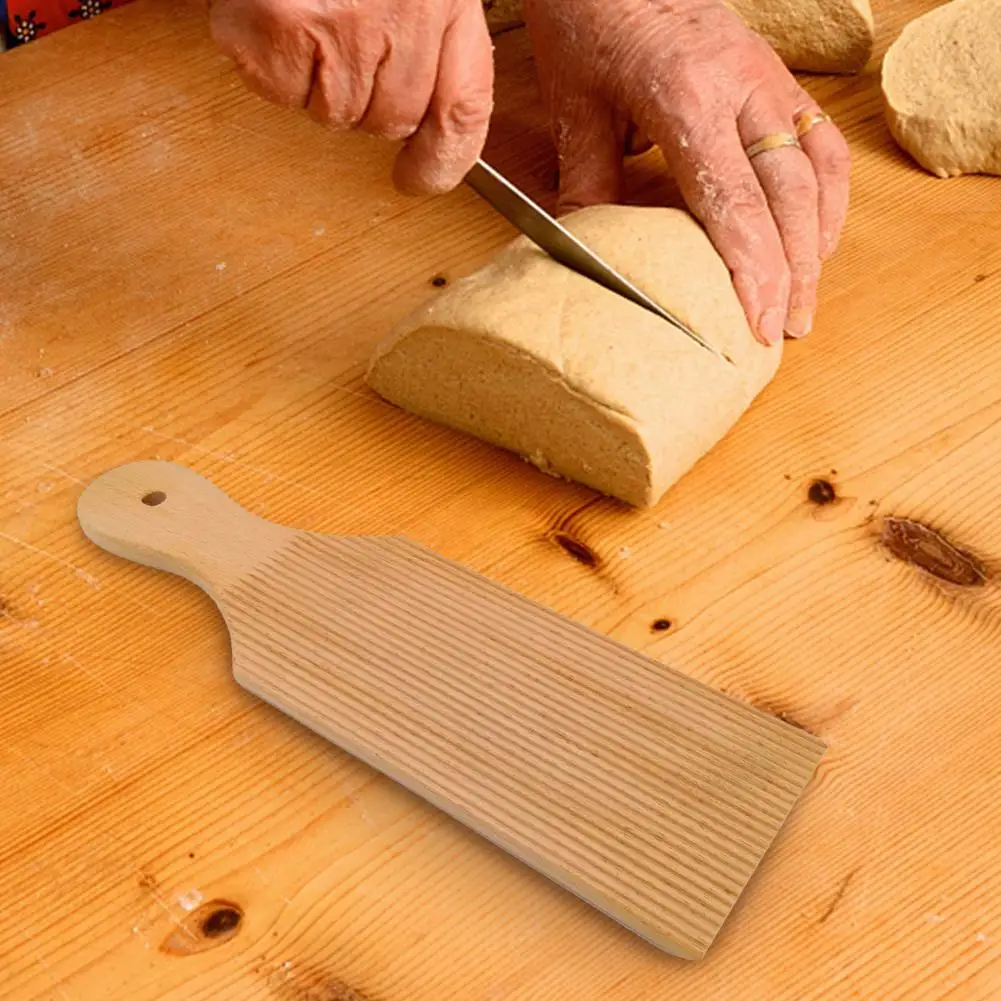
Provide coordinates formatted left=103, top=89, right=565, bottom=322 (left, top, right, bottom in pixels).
left=725, top=0, right=874, bottom=73
left=367, top=205, right=781, bottom=508
left=882, top=0, right=1001, bottom=178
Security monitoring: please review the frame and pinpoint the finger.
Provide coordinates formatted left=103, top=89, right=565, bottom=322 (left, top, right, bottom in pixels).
left=651, top=114, right=790, bottom=345
left=739, top=96, right=820, bottom=339
left=554, top=99, right=625, bottom=214
left=393, top=1, right=494, bottom=195
left=358, top=25, right=442, bottom=140
left=795, top=105, right=852, bottom=260
left=209, top=0, right=316, bottom=108
left=305, top=29, right=374, bottom=129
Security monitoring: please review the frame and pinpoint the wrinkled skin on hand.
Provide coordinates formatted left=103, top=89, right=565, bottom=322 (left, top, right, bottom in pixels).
left=202, top=0, right=494, bottom=194
left=525, top=0, right=852, bottom=343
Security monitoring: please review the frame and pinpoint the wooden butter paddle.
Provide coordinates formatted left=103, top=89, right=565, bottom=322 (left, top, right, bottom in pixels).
left=77, top=460, right=825, bottom=960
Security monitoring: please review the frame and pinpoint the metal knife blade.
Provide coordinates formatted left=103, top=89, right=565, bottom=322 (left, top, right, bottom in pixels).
left=465, top=159, right=731, bottom=364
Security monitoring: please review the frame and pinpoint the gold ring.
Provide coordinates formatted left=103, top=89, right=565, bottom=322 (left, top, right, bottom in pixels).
left=744, top=132, right=801, bottom=160
left=794, top=109, right=833, bottom=138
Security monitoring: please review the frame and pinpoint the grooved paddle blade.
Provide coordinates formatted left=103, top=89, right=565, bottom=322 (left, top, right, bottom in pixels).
left=78, top=461, right=826, bottom=960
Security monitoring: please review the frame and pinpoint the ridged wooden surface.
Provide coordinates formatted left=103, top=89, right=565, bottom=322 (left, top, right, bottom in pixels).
left=74, top=458, right=821, bottom=960
left=225, top=532, right=824, bottom=961
left=4, top=0, right=1001, bottom=998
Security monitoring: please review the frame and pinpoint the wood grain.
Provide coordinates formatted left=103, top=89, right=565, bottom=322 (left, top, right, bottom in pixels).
left=77, top=460, right=824, bottom=962
left=3, top=0, right=1001, bottom=998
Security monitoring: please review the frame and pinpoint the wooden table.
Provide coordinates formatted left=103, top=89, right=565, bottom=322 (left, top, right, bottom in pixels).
left=3, top=1, right=1001, bottom=997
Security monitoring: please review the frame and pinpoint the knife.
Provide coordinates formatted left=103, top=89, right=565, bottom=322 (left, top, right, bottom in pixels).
left=465, top=159, right=731, bottom=364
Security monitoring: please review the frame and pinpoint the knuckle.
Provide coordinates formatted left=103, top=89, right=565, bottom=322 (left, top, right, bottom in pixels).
left=665, top=62, right=709, bottom=102
left=668, top=111, right=730, bottom=178
left=815, top=135, right=852, bottom=177
left=688, top=171, right=776, bottom=255
left=791, top=84, right=815, bottom=110
left=658, top=66, right=717, bottom=120
left=756, top=152, right=817, bottom=203
left=210, top=0, right=312, bottom=85
left=781, top=158, right=819, bottom=200
left=717, top=174, right=769, bottom=218
left=439, top=93, right=493, bottom=135
left=682, top=110, right=727, bottom=151
left=312, top=67, right=373, bottom=128
left=252, top=0, right=305, bottom=29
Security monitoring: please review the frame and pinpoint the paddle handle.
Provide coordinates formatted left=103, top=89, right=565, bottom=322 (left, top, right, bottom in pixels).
left=77, top=461, right=288, bottom=594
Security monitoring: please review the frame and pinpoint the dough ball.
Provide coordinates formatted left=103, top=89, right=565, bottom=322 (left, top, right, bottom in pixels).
left=883, top=0, right=1001, bottom=178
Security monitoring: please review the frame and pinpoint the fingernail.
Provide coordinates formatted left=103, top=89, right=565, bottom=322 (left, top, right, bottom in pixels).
left=784, top=309, right=813, bottom=339
left=758, top=307, right=786, bottom=345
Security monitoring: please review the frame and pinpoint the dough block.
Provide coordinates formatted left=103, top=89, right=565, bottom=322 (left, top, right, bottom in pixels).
left=882, top=0, right=1001, bottom=179
left=367, top=205, right=782, bottom=509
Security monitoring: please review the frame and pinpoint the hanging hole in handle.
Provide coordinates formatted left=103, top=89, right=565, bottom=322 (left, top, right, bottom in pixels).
left=142, top=491, right=167, bottom=507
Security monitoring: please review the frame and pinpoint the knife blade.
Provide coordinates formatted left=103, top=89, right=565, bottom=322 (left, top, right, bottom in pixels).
left=465, top=159, right=731, bottom=364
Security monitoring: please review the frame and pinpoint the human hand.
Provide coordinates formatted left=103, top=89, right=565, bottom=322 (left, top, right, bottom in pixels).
left=524, top=0, right=852, bottom=344
left=203, top=0, right=494, bottom=194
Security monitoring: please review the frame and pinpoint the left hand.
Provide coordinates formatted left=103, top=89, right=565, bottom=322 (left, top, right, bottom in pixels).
left=524, top=0, right=852, bottom=345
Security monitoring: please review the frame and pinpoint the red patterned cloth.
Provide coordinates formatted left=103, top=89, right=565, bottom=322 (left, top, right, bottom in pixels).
left=7, top=0, right=133, bottom=44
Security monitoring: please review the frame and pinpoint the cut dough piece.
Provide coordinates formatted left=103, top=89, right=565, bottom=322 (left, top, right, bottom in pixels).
left=367, top=205, right=781, bottom=509
left=882, top=0, right=1001, bottom=178
left=724, top=0, right=874, bottom=73
left=482, top=0, right=874, bottom=73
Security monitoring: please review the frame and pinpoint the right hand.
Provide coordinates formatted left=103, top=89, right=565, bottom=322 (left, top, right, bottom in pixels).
left=525, top=0, right=851, bottom=345
left=204, top=0, right=495, bottom=194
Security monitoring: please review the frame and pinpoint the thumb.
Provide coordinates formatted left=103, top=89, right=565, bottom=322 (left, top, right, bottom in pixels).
left=392, top=1, right=494, bottom=195
left=553, top=99, right=625, bottom=215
